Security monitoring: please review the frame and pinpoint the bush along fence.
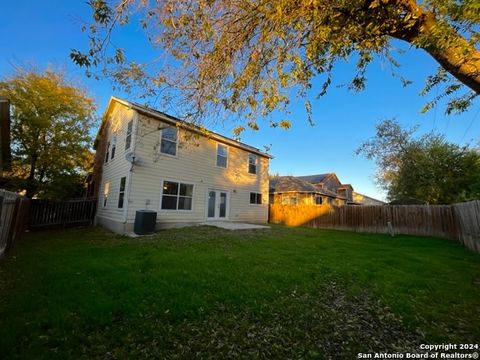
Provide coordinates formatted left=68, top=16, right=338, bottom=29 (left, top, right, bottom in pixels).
left=269, top=201, right=480, bottom=253
left=0, top=192, right=97, bottom=257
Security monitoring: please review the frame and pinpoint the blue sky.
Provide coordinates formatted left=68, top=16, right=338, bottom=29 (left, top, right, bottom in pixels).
left=1, top=1, right=478, bottom=200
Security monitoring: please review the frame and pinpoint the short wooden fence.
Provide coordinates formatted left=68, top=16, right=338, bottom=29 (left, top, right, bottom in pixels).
left=269, top=201, right=480, bottom=253
left=29, top=198, right=97, bottom=229
left=0, top=193, right=97, bottom=257
left=0, top=190, right=30, bottom=257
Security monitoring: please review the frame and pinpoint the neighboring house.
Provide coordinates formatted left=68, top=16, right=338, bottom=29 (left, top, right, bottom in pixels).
left=89, top=96, right=271, bottom=234
left=269, top=176, right=347, bottom=206
left=270, top=173, right=384, bottom=206
left=297, top=173, right=356, bottom=204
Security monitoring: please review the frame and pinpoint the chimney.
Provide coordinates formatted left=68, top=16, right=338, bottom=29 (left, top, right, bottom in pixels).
left=0, top=97, right=12, bottom=174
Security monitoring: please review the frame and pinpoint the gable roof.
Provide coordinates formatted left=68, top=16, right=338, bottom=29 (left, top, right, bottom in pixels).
left=297, top=173, right=332, bottom=184
left=98, top=96, right=272, bottom=159
left=269, top=176, right=344, bottom=198
left=270, top=176, right=318, bottom=193
left=352, top=191, right=385, bottom=205
left=297, top=172, right=343, bottom=185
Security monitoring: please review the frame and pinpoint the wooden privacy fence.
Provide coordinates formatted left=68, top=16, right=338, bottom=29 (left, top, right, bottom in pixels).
left=29, top=198, right=97, bottom=229
left=452, top=201, right=480, bottom=253
left=0, top=190, right=30, bottom=257
left=269, top=201, right=480, bottom=253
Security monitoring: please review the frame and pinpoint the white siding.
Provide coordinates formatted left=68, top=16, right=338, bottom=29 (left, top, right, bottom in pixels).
left=96, top=102, right=136, bottom=224
left=126, top=113, right=269, bottom=226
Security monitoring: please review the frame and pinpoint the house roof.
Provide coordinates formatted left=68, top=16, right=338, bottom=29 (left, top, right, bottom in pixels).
left=270, top=176, right=318, bottom=193
left=97, top=96, right=272, bottom=159
left=352, top=191, right=385, bottom=205
left=298, top=173, right=353, bottom=191
left=269, top=176, right=345, bottom=198
left=297, top=173, right=332, bottom=184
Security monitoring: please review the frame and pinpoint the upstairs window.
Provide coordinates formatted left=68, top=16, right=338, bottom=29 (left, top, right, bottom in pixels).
left=118, top=177, right=126, bottom=209
left=125, top=120, right=133, bottom=150
left=111, top=136, right=117, bottom=160
left=250, top=192, right=262, bottom=205
left=248, top=154, right=257, bottom=174
left=105, top=141, right=110, bottom=163
left=103, top=182, right=110, bottom=207
left=216, top=144, right=228, bottom=168
left=160, top=127, right=178, bottom=156
left=161, top=181, right=193, bottom=210
left=315, top=196, right=323, bottom=205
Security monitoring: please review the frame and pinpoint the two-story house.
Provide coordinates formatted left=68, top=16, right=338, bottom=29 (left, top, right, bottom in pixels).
left=269, top=175, right=348, bottom=206
left=269, top=173, right=384, bottom=206
left=90, top=97, right=271, bottom=234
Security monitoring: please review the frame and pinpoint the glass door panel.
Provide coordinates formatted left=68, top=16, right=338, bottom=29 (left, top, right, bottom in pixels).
left=219, top=192, right=227, bottom=218
left=207, top=191, right=216, bottom=218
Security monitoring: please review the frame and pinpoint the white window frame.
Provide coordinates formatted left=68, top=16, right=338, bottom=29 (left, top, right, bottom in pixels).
left=125, top=120, right=133, bottom=151
left=315, top=195, right=323, bottom=205
left=118, top=176, right=126, bottom=209
left=249, top=192, right=262, bottom=205
left=159, top=127, right=178, bottom=157
left=216, top=143, right=228, bottom=168
left=248, top=154, right=257, bottom=175
left=111, top=135, right=117, bottom=160
left=103, top=182, right=110, bottom=207
left=159, top=179, right=195, bottom=211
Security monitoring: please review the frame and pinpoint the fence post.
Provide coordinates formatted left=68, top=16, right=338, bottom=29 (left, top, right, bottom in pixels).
left=4, top=197, right=21, bottom=255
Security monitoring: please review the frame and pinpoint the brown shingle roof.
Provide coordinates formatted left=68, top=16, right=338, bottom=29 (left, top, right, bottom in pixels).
left=297, top=173, right=333, bottom=184
left=269, top=176, right=345, bottom=198
left=270, top=176, right=318, bottom=192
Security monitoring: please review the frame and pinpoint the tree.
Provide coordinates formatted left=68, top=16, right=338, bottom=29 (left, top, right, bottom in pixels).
left=72, top=0, right=479, bottom=133
left=0, top=69, right=96, bottom=198
left=356, top=119, right=480, bottom=204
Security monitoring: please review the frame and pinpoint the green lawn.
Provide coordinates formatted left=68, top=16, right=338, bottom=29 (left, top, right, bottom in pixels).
left=1, top=225, right=479, bottom=359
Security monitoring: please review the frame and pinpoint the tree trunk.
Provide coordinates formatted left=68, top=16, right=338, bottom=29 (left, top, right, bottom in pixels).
left=26, top=153, right=38, bottom=198
left=421, top=36, right=480, bottom=94
left=28, top=154, right=37, bottom=181
left=390, top=1, right=480, bottom=94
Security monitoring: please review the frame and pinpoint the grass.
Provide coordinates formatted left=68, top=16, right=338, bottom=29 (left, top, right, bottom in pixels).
left=1, top=225, right=479, bottom=359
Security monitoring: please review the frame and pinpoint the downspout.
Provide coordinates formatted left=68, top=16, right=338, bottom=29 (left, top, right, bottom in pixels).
left=123, top=111, right=139, bottom=226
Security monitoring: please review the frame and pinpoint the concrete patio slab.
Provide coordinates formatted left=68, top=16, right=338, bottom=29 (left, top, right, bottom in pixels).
left=201, top=221, right=270, bottom=230
left=124, top=222, right=270, bottom=236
